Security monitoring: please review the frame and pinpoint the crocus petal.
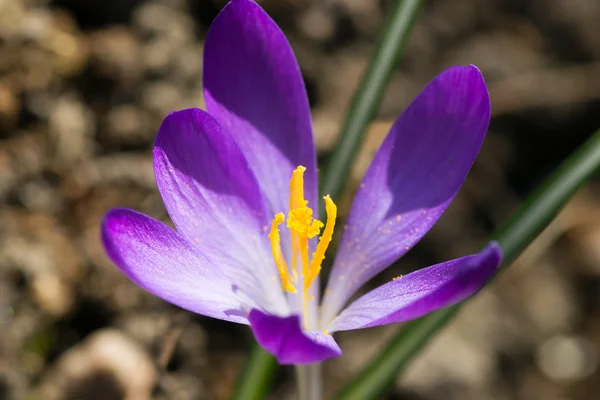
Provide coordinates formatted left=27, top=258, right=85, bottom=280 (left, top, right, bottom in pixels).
left=153, top=108, right=288, bottom=315
left=326, top=243, right=502, bottom=332
left=101, top=208, right=249, bottom=324
left=321, top=65, right=491, bottom=324
left=249, top=309, right=342, bottom=364
left=203, top=0, right=318, bottom=216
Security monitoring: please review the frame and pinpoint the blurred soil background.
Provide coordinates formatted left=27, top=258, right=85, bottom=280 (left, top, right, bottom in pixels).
left=2, top=0, right=600, bottom=399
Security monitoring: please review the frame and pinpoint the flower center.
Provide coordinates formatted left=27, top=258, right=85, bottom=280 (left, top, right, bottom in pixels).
left=268, top=166, right=337, bottom=323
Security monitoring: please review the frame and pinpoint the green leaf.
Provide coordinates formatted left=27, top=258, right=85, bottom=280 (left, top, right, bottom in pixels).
left=320, top=0, right=424, bottom=202
left=233, top=2, right=424, bottom=398
left=333, top=129, right=600, bottom=400
left=231, top=342, right=278, bottom=400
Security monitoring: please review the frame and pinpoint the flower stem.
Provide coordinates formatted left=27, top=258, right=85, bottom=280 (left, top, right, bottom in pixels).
left=296, top=363, right=322, bottom=400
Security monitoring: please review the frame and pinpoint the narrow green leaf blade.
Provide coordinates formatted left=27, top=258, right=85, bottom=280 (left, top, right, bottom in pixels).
left=334, top=129, right=600, bottom=400
left=320, top=0, right=424, bottom=201
left=231, top=343, right=278, bottom=400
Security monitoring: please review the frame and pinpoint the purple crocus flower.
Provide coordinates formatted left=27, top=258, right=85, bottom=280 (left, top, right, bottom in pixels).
left=101, top=0, right=502, bottom=365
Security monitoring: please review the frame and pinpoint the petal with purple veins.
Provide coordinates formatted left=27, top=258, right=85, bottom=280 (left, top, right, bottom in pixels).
left=203, top=0, right=318, bottom=216
left=102, top=208, right=250, bottom=324
left=153, top=108, right=288, bottom=315
left=326, top=243, right=502, bottom=332
left=249, top=309, right=342, bottom=364
left=321, top=66, right=491, bottom=324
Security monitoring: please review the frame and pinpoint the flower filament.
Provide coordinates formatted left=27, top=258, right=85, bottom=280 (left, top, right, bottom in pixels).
left=267, top=166, right=337, bottom=325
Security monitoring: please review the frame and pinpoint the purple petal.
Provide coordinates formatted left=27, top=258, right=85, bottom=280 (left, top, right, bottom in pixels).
left=153, top=109, right=288, bottom=315
left=101, top=208, right=249, bottom=324
left=321, top=66, right=491, bottom=324
left=249, top=309, right=342, bottom=364
left=327, top=243, right=502, bottom=332
left=203, top=0, right=318, bottom=216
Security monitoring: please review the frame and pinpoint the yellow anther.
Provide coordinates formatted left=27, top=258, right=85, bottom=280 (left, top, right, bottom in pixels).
left=289, top=166, right=306, bottom=211
left=305, top=195, right=337, bottom=292
left=268, top=213, right=296, bottom=293
left=289, top=166, right=307, bottom=281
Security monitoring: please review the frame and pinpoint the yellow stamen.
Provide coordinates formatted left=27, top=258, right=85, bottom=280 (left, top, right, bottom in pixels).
left=290, top=234, right=299, bottom=281
left=289, top=166, right=306, bottom=281
left=267, top=166, right=338, bottom=329
left=286, top=167, right=321, bottom=293
left=305, top=196, right=337, bottom=291
left=299, top=234, right=309, bottom=288
left=289, top=166, right=306, bottom=211
left=268, top=213, right=296, bottom=293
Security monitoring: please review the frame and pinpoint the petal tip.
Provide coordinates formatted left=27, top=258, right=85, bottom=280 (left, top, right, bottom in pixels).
left=468, top=63, right=482, bottom=73
left=100, top=208, right=142, bottom=273
left=217, top=0, right=264, bottom=20
left=101, top=207, right=134, bottom=236
left=159, top=108, right=205, bottom=128
left=442, top=64, right=488, bottom=90
left=484, top=240, right=504, bottom=268
left=450, top=63, right=483, bottom=77
left=153, top=108, right=222, bottom=158
left=467, top=64, right=487, bottom=85
left=446, top=64, right=491, bottom=117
